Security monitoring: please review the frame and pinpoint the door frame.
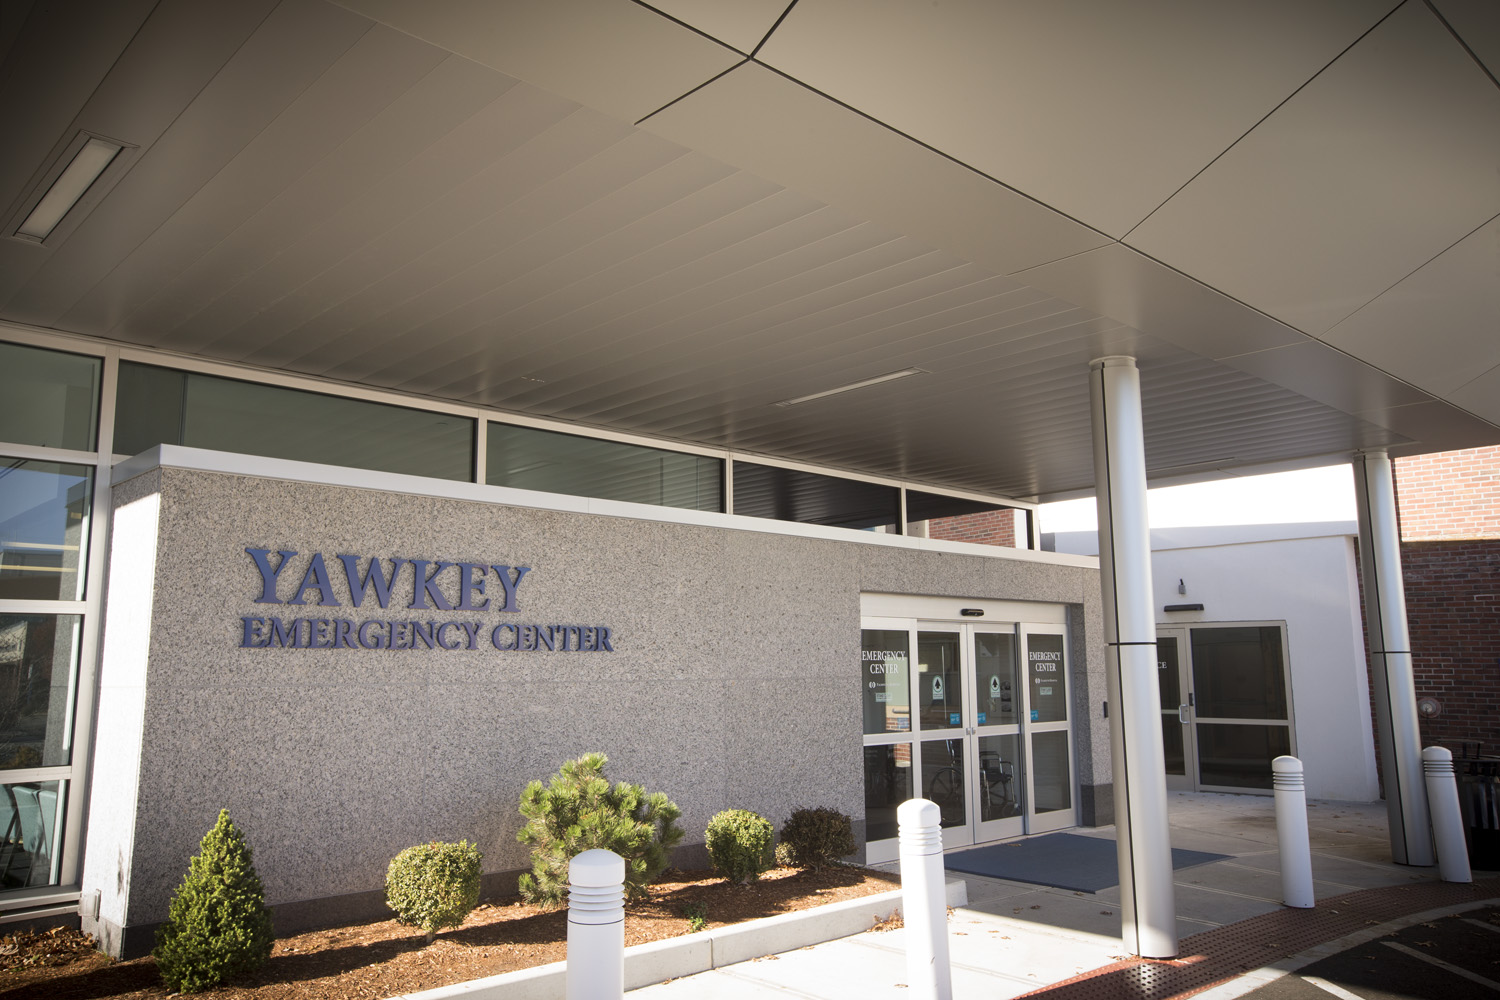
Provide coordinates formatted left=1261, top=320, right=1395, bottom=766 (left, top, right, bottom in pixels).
left=861, top=607, right=1077, bottom=862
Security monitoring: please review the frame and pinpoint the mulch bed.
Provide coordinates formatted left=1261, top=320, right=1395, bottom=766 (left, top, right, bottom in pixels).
left=0, top=865, right=900, bottom=999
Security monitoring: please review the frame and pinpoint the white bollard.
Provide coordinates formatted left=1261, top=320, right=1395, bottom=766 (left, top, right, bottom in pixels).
left=898, top=798, right=952, bottom=1000
left=566, top=849, right=625, bottom=1000
left=1423, top=746, right=1473, bottom=883
left=1272, top=756, right=1314, bottom=908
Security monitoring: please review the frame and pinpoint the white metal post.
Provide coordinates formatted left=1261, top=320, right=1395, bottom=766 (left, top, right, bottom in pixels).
left=1089, top=356, right=1177, bottom=959
left=898, top=798, right=952, bottom=1000
left=567, top=849, right=625, bottom=1000
left=1352, top=451, right=1434, bottom=867
left=1272, top=756, right=1314, bottom=908
left=1423, top=746, right=1472, bottom=883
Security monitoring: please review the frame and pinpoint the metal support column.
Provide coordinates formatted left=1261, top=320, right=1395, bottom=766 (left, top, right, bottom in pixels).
left=1089, top=357, right=1178, bottom=958
left=1352, top=450, right=1434, bottom=866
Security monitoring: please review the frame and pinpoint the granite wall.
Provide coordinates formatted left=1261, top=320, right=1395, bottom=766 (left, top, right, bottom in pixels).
left=82, top=463, right=1104, bottom=956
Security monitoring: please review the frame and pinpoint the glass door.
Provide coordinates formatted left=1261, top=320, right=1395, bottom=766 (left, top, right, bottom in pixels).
left=1020, top=627, right=1075, bottom=834
left=916, top=630, right=971, bottom=850
left=970, top=629, right=1025, bottom=842
left=1157, top=629, right=1195, bottom=793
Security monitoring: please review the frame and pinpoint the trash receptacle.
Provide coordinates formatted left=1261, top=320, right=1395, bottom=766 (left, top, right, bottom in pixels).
left=1456, top=745, right=1500, bottom=871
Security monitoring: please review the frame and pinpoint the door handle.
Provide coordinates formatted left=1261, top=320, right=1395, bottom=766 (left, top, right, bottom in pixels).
left=1178, top=703, right=1190, bottom=724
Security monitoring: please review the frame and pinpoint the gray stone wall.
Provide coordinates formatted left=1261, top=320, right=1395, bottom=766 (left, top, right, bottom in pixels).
left=83, top=465, right=1104, bottom=955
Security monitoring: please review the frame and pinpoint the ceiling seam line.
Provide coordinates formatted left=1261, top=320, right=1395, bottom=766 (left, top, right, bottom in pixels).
left=750, top=1, right=801, bottom=59
left=1117, top=0, right=1410, bottom=243
left=744, top=58, right=1113, bottom=242
left=1317, top=207, right=1500, bottom=340
left=627, top=1, right=751, bottom=56
left=1421, top=0, right=1500, bottom=92
left=634, top=59, right=749, bottom=126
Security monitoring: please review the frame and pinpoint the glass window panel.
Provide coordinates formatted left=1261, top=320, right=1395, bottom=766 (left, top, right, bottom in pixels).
left=0, top=343, right=100, bottom=452
left=0, top=460, right=92, bottom=601
left=977, top=733, right=1024, bottom=821
left=1191, top=626, right=1288, bottom=720
left=906, top=491, right=1020, bottom=548
left=486, top=423, right=722, bottom=511
left=1157, top=636, right=1180, bottom=708
left=975, top=632, right=1018, bottom=726
left=0, top=780, right=64, bottom=888
left=920, top=738, right=966, bottom=829
left=1162, top=716, right=1185, bottom=776
left=732, top=462, right=899, bottom=531
left=862, top=629, right=911, bottom=735
left=1196, top=724, right=1290, bottom=789
left=863, top=743, right=912, bottom=842
left=1026, top=633, right=1067, bottom=723
left=1031, top=730, right=1072, bottom=813
left=0, top=615, right=81, bottom=769
left=916, top=631, right=963, bottom=730
left=114, top=363, right=475, bottom=481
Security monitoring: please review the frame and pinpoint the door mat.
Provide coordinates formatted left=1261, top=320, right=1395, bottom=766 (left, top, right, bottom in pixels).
left=943, top=832, right=1230, bottom=893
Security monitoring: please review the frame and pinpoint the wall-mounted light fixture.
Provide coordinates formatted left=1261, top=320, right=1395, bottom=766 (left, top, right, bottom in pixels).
left=7, top=132, right=132, bottom=246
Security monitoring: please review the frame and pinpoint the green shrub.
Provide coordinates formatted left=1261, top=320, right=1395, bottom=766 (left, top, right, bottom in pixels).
left=778, top=807, right=856, bottom=868
left=385, top=841, right=483, bottom=942
left=517, top=752, right=683, bottom=906
left=153, top=810, right=275, bottom=994
left=681, top=901, right=708, bottom=933
left=704, top=809, right=774, bottom=884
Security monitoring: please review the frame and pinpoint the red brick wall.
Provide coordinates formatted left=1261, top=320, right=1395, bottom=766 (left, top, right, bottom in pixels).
left=925, top=508, right=1019, bottom=547
left=1403, top=539, right=1500, bottom=752
left=1393, top=446, right=1500, bottom=541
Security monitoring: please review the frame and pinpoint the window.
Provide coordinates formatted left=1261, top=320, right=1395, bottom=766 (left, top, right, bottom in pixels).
left=733, top=462, right=898, bottom=531
left=0, top=343, right=99, bottom=452
left=486, top=423, right=722, bottom=511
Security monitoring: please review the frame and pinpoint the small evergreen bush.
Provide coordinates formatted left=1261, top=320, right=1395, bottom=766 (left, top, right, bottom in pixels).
left=778, top=807, right=856, bottom=868
left=704, top=809, right=774, bottom=884
left=385, top=841, right=483, bottom=943
left=517, top=752, right=683, bottom=906
left=153, top=810, right=275, bottom=994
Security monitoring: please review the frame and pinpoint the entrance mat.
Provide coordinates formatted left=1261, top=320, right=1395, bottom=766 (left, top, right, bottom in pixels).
left=943, top=832, right=1229, bottom=893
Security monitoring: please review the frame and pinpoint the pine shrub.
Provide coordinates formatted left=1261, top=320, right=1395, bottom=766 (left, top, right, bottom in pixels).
left=704, top=809, right=774, bottom=883
left=517, top=752, right=683, bottom=906
left=778, top=807, right=856, bottom=868
left=152, top=810, right=275, bottom=994
left=385, top=841, right=483, bottom=942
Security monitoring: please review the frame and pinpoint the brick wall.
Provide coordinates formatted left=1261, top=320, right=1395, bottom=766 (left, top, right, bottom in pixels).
left=1392, top=445, right=1500, bottom=541
left=925, top=507, right=1019, bottom=547
left=1403, top=539, right=1500, bottom=752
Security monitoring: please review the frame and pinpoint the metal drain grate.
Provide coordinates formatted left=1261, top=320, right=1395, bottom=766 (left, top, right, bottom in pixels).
left=1015, top=877, right=1500, bottom=1000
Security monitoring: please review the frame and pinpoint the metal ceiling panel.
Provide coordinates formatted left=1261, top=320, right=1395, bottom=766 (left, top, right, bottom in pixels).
left=4, top=0, right=372, bottom=327
left=639, top=60, right=1109, bottom=277
left=1126, top=0, right=1500, bottom=337
left=1011, top=244, right=1306, bottom=361
left=1431, top=0, right=1500, bottom=82
left=330, top=0, right=741, bottom=123
left=1322, top=214, right=1500, bottom=397
left=1448, top=367, right=1500, bottom=426
left=646, top=0, right=792, bottom=54
left=754, top=0, right=1392, bottom=238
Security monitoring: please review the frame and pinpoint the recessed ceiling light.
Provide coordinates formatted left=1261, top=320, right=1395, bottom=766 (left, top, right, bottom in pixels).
left=774, top=368, right=927, bottom=407
left=13, top=137, right=124, bottom=243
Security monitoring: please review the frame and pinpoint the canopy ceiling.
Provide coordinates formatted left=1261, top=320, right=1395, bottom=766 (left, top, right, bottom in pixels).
left=2, top=0, right=1496, bottom=500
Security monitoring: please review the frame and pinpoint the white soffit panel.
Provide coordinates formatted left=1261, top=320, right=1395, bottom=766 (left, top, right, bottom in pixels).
left=1127, top=1, right=1500, bottom=337
left=1011, top=243, right=1305, bottom=361
left=1322, top=214, right=1500, bottom=397
left=754, top=0, right=1391, bottom=238
left=329, top=0, right=741, bottom=123
left=646, top=0, right=792, bottom=55
left=1219, top=340, right=1431, bottom=419
left=639, top=61, right=1109, bottom=276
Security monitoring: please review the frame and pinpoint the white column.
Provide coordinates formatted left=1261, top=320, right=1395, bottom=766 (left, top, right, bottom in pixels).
left=1352, top=451, right=1434, bottom=867
left=1089, top=357, right=1178, bottom=959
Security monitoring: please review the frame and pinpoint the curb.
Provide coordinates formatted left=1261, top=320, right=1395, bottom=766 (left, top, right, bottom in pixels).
left=389, top=878, right=968, bottom=1000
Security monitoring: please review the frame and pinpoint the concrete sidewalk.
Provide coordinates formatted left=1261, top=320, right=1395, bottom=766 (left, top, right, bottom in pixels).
left=627, top=792, right=1497, bottom=999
